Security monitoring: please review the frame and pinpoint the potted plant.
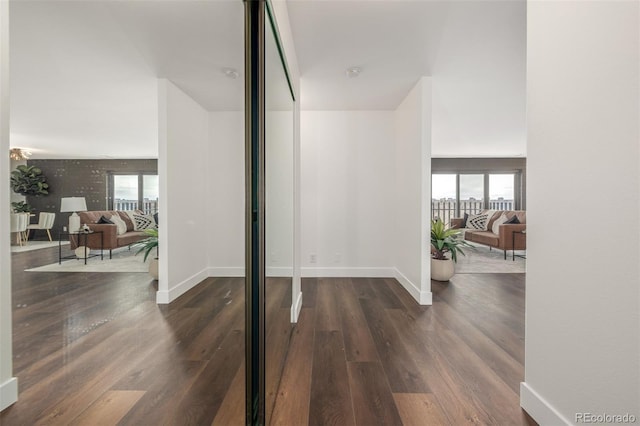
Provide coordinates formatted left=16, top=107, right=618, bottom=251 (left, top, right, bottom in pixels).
left=10, top=165, right=49, bottom=197
left=11, top=201, right=33, bottom=213
left=133, top=228, right=159, bottom=280
left=430, top=218, right=472, bottom=281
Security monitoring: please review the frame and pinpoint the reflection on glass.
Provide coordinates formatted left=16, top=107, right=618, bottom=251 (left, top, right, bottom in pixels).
left=265, top=10, right=294, bottom=424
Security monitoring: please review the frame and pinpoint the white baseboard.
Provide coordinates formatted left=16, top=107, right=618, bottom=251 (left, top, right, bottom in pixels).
left=207, top=267, right=245, bottom=277
left=301, top=267, right=395, bottom=278
left=520, top=382, right=571, bottom=425
left=0, top=377, right=17, bottom=411
left=156, top=268, right=209, bottom=304
left=393, top=268, right=432, bottom=305
left=267, top=266, right=293, bottom=277
left=291, top=290, right=302, bottom=323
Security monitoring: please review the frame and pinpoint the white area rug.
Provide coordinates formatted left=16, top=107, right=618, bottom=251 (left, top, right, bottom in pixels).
left=26, top=248, right=149, bottom=273
left=11, top=240, right=69, bottom=253
left=454, top=242, right=526, bottom=274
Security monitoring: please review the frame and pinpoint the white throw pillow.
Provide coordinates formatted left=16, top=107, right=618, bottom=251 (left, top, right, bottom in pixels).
left=491, top=213, right=509, bottom=235
left=467, top=213, right=488, bottom=230
left=483, top=210, right=497, bottom=231
left=110, top=215, right=127, bottom=235
left=126, top=211, right=156, bottom=230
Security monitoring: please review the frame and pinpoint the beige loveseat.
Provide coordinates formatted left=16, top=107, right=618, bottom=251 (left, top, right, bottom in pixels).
left=69, top=210, right=148, bottom=257
left=451, top=210, right=526, bottom=259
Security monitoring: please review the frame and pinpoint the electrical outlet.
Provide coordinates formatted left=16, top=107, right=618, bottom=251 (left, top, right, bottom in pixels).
left=309, top=253, right=317, bottom=264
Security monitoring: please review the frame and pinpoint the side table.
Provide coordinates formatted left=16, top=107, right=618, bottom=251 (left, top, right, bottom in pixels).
left=512, top=229, right=526, bottom=261
left=59, top=231, right=104, bottom=265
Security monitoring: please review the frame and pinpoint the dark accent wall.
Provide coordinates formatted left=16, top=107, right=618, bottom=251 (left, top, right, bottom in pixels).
left=431, top=157, right=527, bottom=210
left=26, top=159, right=157, bottom=239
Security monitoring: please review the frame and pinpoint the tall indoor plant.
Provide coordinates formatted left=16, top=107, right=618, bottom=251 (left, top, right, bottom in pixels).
left=134, top=228, right=159, bottom=280
left=430, top=218, right=471, bottom=281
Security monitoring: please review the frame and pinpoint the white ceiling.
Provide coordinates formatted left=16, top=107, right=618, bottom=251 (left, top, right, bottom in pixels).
left=10, top=1, right=244, bottom=159
left=9, top=0, right=526, bottom=159
left=288, top=0, right=526, bottom=157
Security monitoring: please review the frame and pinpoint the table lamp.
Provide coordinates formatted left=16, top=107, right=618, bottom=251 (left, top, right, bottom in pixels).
left=60, top=197, right=87, bottom=233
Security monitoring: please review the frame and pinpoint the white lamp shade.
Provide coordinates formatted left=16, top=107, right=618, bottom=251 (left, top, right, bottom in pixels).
left=60, top=197, right=87, bottom=213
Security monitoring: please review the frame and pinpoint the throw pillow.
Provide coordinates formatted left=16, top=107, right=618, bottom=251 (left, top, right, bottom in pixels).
left=97, top=215, right=113, bottom=224
left=461, top=212, right=469, bottom=228
left=504, top=215, right=521, bottom=224
left=483, top=210, right=497, bottom=231
left=467, top=213, right=488, bottom=230
left=491, top=213, right=509, bottom=235
left=110, top=215, right=127, bottom=235
left=128, top=212, right=156, bottom=231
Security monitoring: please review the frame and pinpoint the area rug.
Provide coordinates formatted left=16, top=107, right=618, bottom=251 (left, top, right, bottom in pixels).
left=25, top=248, right=149, bottom=273
left=454, top=242, right=526, bottom=274
left=11, top=241, right=69, bottom=253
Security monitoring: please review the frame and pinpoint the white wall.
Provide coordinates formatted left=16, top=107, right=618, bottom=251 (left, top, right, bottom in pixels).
left=522, top=2, right=639, bottom=424
left=0, top=0, right=18, bottom=411
left=157, top=79, right=210, bottom=304
left=300, top=111, right=395, bottom=277
left=207, top=111, right=245, bottom=277
left=394, top=78, right=432, bottom=305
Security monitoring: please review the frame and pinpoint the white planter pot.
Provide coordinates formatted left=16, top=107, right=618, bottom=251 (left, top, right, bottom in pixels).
left=149, top=258, right=159, bottom=280
left=431, top=258, right=455, bottom=282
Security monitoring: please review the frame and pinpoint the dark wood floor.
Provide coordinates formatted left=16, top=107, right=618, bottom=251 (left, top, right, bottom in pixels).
left=2, top=246, right=535, bottom=425
left=272, top=276, right=536, bottom=426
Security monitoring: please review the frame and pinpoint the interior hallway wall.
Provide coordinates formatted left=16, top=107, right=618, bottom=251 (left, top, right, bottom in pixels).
left=207, top=111, right=245, bottom=276
left=157, top=79, right=210, bottom=304
left=0, top=0, right=18, bottom=411
left=300, top=110, right=395, bottom=277
left=394, top=77, right=432, bottom=304
left=523, top=1, right=639, bottom=423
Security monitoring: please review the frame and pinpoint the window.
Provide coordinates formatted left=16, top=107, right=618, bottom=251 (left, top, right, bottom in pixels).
left=489, top=174, right=515, bottom=210
left=109, top=173, right=158, bottom=214
left=431, top=174, right=457, bottom=223
left=431, top=172, right=521, bottom=222
left=459, top=174, right=484, bottom=215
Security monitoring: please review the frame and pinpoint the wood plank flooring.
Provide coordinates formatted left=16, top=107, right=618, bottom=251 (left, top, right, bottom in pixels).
left=1, top=247, right=290, bottom=425
left=2, top=247, right=536, bottom=425
left=272, top=276, right=538, bottom=426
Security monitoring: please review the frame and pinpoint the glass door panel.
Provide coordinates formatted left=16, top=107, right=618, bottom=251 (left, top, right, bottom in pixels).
left=265, top=6, right=294, bottom=424
left=113, top=175, right=139, bottom=211
left=489, top=174, right=515, bottom=210
left=432, top=174, right=456, bottom=223
left=142, top=175, right=159, bottom=214
left=460, top=174, right=484, bottom=215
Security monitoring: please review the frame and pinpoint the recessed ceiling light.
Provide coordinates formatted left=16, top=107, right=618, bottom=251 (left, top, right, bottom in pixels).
left=346, top=67, right=362, bottom=78
left=222, top=67, right=240, bottom=79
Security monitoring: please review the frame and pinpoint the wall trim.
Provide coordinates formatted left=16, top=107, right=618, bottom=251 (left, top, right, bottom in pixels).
left=291, top=291, right=302, bottom=323
left=0, top=377, right=17, bottom=412
left=394, top=268, right=432, bottom=305
left=156, top=268, right=209, bottom=304
left=267, top=266, right=293, bottom=277
left=207, top=267, right=245, bottom=277
left=301, top=267, right=395, bottom=278
left=520, top=382, right=571, bottom=426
